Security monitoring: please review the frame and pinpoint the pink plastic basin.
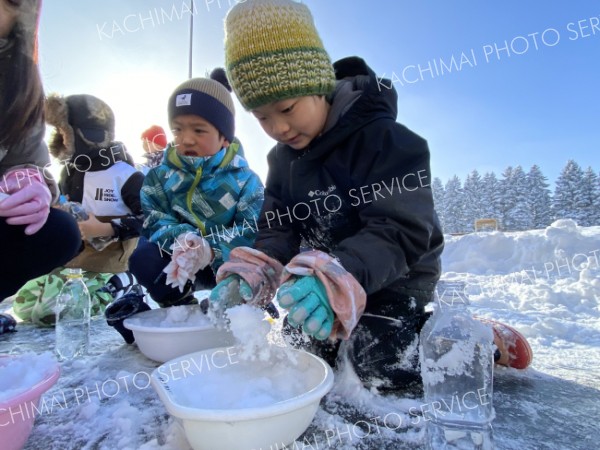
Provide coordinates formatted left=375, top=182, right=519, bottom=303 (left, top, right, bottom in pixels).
left=0, top=356, right=60, bottom=450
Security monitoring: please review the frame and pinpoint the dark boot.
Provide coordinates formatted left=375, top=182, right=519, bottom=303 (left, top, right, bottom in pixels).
left=0, top=313, right=17, bottom=334
left=105, top=292, right=151, bottom=344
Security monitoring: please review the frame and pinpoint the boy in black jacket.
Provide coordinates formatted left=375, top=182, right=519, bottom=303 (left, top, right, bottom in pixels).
left=210, top=0, right=532, bottom=389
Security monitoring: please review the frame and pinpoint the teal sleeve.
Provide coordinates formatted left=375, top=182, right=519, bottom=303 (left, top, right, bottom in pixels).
left=205, top=172, right=264, bottom=270
left=140, top=169, right=197, bottom=252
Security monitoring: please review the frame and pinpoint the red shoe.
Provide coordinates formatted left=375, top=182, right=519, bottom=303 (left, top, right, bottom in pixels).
left=478, top=319, right=533, bottom=369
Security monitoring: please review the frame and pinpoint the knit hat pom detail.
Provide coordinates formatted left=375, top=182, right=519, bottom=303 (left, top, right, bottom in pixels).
left=209, top=68, right=232, bottom=93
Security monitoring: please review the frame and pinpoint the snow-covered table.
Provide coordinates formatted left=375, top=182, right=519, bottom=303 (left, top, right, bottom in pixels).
left=3, top=221, right=600, bottom=450
left=1, top=306, right=597, bottom=450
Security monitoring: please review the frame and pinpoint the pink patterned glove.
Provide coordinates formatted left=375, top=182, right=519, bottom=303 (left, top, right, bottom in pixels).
left=214, top=247, right=284, bottom=306
left=0, top=168, right=51, bottom=235
left=163, top=233, right=213, bottom=292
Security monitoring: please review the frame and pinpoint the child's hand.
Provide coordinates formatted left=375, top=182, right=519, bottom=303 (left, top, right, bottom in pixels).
left=163, top=233, right=213, bottom=292
left=276, top=275, right=334, bottom=340
left=208, top=275, right=253, bottom=308
left=78, top=213, right=114, bottom=240
left=210, top=247, right=284, bottom=307
left=0, top=178, right=51, bottom=235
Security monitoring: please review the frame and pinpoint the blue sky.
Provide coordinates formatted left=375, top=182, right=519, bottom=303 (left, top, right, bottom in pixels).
left=38, top=0, right=600, bottom=186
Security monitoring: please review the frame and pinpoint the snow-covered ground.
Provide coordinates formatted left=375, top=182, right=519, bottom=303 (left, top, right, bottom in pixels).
left=442, top=219, right=600, bottom=390
left=1, top=219, right=598, bottom=450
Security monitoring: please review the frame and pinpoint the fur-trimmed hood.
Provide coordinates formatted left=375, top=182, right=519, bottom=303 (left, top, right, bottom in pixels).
left=45, top=93, right=115, bottom=161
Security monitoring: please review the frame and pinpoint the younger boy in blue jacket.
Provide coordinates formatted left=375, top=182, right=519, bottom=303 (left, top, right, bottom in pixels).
left=129, top=69, right=264, bottom=308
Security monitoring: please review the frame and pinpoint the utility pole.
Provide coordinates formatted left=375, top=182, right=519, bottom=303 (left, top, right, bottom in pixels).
left=188, top=0, right=194, bottom=78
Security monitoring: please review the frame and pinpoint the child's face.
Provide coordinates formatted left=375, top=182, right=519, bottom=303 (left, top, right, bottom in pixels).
left=0, top=0, right=20, bottom=39
left=171, top=115, right=229, bottom=158
left=252, top=96, right=330, bottom=150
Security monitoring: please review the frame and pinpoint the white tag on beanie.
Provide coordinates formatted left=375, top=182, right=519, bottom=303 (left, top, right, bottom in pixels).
left=176, top=93, right=192, bottom=107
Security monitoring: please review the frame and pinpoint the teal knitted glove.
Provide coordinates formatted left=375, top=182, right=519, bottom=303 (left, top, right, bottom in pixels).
left=276, top=276, right=334, bottom=340
left=209, top=275, right=253, bottom=308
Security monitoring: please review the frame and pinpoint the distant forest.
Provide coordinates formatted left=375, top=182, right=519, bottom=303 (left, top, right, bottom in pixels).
left=432, top=160, right=600, bottom=233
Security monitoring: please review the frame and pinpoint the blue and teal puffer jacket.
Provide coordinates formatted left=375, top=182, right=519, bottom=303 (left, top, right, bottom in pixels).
left=141, top=139, right=264, bottom=271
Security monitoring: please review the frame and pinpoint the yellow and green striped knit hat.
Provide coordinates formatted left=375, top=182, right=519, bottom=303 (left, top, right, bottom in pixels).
left=224, top=0, right=337, bottom=110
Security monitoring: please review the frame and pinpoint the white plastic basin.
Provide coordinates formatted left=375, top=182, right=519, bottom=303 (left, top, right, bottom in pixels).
left=151, top=346, right=334, bottom=450
left=123, top=305, right=235, bottom=363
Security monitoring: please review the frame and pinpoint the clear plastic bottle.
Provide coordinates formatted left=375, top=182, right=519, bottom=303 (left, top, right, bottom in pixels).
left=65, top=200, right=89, bottom=221
left=55, top=268, right=91, bottom=360
left=419, top=281, right=495, bottom=449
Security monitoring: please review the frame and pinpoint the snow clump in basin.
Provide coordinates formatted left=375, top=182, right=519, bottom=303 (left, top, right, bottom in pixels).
left=161, top=305, right=212, bottom=327
left=161, top=304, right=310, bottom=410
left=0, top=352, right=57, bottom=401
left=166, top=348, right=310, bottom=409
left=125, top=305, right=213, bottom=329
left=225, top=303, right=274, bottom=361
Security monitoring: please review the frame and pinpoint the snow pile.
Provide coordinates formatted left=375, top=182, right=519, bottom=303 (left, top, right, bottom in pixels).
left=441, top=220, right=600, bottom=349
left=164, top=348, right=309, bottom=410
left=160, top=305, right=211, bottom=328
left=442, top=220, right=600, bottom=276
left=0, top=352, right=57, bottom=402
left=150, top=305, right=319, bottom=410
left=124, top=305, right=212, bottom=329
left=225, top=304, right=272, bottom=361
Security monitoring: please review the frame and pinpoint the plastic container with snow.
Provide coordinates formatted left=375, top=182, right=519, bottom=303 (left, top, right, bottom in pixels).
left=150, top=346, right=334, bottom=450
left=123, top=304, right=235, bottom=362
left=0, top=353, right=60, bottom=450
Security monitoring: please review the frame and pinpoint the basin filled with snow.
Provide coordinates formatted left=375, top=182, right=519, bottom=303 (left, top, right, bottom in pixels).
left=150, top=345, right=334, bottom=450
left=0, top=353, right=60, bottom=450
left=150, top=304, right=335, bottom=450
left=123, top=305, right=235, bottom=362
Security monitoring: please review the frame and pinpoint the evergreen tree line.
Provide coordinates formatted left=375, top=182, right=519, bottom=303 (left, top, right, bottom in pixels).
left=432, top=160, right=600, bottom=234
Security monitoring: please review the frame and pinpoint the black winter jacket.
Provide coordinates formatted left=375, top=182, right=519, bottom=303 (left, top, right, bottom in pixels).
left=255, top=57, right=444, bottom=314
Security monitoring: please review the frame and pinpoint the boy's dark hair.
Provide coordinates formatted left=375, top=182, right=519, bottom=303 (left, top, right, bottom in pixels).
left=0, top=0, right=45, bottom=150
